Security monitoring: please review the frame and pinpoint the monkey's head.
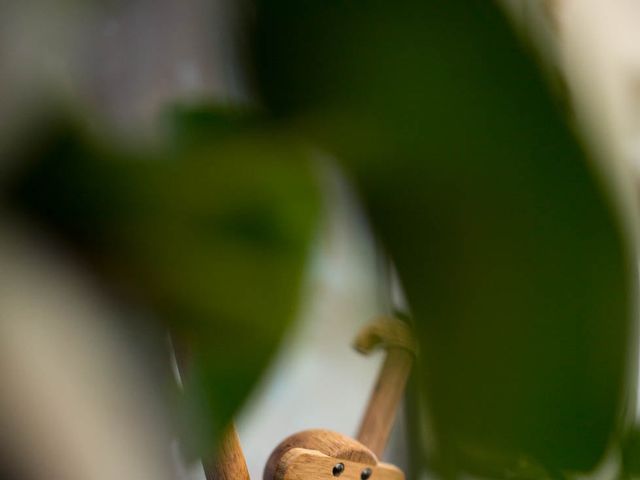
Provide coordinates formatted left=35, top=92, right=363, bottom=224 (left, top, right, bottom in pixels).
left=264, top=429, right=404, bottom=480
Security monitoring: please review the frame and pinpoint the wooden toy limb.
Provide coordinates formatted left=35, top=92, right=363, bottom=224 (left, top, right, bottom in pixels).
left=172, top=337, right=250, bottom=480
left=203, top=424, right=251, bottom=480
left=354, top=317, right=416, bottom=459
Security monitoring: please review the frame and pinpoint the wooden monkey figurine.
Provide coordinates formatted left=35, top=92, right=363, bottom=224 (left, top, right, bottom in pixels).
left=263, top=316, right=416, bottom=480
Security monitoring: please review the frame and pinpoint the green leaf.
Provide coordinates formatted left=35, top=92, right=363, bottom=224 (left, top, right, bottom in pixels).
left=8, top=112, right=321, bottom=456
left=252, top=0, right=635, bottom=477
left=622, top=428, right=640, bottom=478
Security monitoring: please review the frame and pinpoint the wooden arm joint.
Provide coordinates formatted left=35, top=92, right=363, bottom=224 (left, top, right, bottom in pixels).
left=353, top=316, right=416, bottom=356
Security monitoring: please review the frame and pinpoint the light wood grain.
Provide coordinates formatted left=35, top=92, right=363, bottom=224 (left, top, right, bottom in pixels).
left=356, top=348, right=413, bottom=458
left=278, top=448, right=404, bottom=480
left=355, top=319, right=415, bottom=458
left=203, top=425, right=251, bottom=480
left=264, top=429, right=377, bottom=480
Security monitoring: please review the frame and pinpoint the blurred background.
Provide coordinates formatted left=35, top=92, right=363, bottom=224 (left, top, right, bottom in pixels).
left=1, top=1, right=640, bottom=480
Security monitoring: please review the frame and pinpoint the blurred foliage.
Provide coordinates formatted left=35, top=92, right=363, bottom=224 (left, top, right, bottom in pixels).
left=6, top=111, right=321, bottom=457
left=252, top=0, right=635, bottom=478
left=622, top=428, right=640, bottom=478
left=1, top=0, right=637, bottom=478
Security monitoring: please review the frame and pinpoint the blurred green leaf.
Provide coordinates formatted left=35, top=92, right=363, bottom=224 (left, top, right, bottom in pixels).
left=622, top=428, right=640, bottom=478
left=252, top=0, right=635, bottom=477
left=8, top=112, right=321, bottom=456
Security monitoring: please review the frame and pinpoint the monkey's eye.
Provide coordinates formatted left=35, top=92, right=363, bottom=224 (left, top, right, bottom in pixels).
left=332, top=463, right=345, bottom=477
left=361, top=467, right=372, bottom=480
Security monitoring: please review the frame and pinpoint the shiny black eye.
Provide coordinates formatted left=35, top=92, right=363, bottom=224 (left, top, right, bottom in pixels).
left=332, top=463, right=345, bottom=477
left=361, top=467, right=372, bottom=480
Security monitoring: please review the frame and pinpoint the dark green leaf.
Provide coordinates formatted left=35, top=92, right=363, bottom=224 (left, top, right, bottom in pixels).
left=252, top=0, right=635, bottom=476
left=622, top=428, right=640, bottom=477
left=8, top=114, right=321, bottom=456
